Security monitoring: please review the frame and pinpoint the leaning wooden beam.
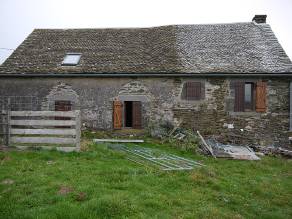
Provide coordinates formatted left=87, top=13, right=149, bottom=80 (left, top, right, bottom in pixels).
left=93, top=139, right=144, bottom=143
left=197, top=131, right=216, bottom=158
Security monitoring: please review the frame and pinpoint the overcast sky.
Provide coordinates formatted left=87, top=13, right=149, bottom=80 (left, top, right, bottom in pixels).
left=0, top=0, right=291, bottom=64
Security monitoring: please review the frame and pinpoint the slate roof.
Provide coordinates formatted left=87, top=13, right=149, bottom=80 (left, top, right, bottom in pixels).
left=1, top=22, right=292, bottom=74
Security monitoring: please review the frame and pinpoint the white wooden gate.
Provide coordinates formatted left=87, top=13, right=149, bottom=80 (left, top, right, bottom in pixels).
left=8, top=110, right=81, bottom=152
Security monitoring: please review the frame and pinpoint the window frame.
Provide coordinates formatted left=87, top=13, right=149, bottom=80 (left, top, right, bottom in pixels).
left=234, top=81, right=256, bottom=112
left=61, top=53, right=82, bottom=66
left=244, top=82, right=255, bottom=111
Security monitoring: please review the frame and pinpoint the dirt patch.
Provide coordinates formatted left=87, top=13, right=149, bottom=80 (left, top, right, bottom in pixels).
left=75, top=192, right=87, bottom=201
left=1, top=155, right=11, bottom=165
left=57, top=186, right=74, bottom=195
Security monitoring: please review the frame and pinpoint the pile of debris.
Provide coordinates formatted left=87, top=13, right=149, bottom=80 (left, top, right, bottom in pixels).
left=151, top=120, right=262, bottom=160
left=197, top=131, right=261, bottom=160
left=251, top=145, right=292, bottom=158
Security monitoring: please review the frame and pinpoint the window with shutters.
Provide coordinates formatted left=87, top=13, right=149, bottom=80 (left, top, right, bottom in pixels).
left=234, top=81, right=267, bottom=112
left=181, top=82, right=204, bottom=100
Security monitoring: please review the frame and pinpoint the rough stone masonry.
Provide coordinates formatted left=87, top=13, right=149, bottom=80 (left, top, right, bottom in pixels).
left=0, top=77, right=289, bottom=146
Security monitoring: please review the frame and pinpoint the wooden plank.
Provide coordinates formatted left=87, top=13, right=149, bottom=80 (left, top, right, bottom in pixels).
left=11, top=128, right=76, bottom=135
left=11, top=136, right=76, bottom=144
left=132, top=101, right=142, bottom=129
left=197, top=131, right=216, bottom=158
left=15, top=146, right=78, bottom=152
left=113, top=101, right=123, bottom=129
left=7, top=107, right=11, bottom=146
left=234, top=81, right=245, bottom=112
left=93, top=139, right=144, bottom=143
left=15, top=145, right=54, bottom=150
left=10, top=120, right=76, bottom=126
left=57, top=147, right=78, bottom=152
left=256, top=81, right=267, bottom=112
left=75, top=110, right=81, bottom=149
left=11, top=111, right=76, bottom=117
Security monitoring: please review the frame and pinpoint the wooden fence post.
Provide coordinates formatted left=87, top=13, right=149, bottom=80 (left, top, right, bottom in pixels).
left=75, top=110, right=81, bottom=151
left=6, top=98, right=11, bottom=146
left=0, top=102, right=4, bottom=145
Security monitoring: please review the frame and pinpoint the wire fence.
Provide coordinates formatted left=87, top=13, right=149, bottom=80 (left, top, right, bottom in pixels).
left=0, top=96, right=40, bottom=111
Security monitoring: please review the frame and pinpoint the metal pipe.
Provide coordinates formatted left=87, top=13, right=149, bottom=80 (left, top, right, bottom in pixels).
left=132, top=149, right=184, bottom=169
left=123, top=148, right=176, bottom=169
left=168, top=154, right=204, bottom=166
left=132, top=148, right=195, bottom=169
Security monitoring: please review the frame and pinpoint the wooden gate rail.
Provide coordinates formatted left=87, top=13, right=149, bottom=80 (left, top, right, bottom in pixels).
left=8, top=110, right=81, bottom=152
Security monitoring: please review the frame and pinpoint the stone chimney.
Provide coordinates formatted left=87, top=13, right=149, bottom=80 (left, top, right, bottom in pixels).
left=252, top=15, right=267, bottom=24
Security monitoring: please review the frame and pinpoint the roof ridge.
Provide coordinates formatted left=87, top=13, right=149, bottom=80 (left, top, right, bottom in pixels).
left=32, top=22, right=255, bottom=31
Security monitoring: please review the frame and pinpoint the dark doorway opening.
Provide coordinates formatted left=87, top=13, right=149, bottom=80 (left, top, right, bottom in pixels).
left=124, top=101, right=133, bottom=127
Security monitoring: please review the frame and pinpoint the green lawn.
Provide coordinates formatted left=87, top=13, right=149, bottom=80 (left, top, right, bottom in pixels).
left=0, top=139, right=291, bottom=219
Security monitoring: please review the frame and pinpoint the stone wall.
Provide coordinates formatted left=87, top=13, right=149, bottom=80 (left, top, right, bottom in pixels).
left=0, top=77, right=289, bottom=146
left=173, top=78, right=290, bottom=146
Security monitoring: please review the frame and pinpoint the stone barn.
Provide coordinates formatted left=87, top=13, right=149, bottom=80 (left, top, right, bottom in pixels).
left=1, top=15, right=292, bottom=146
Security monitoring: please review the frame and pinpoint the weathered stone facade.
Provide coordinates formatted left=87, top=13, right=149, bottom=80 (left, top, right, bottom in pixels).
left=0, top=77, right=289, bottom=146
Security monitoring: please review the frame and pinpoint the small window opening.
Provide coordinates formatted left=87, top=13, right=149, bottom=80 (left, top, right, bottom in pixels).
left=62, top=53, right=81, bottom=66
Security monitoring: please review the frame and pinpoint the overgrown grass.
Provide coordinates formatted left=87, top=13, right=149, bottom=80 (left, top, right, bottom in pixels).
left=0, top=137, right=292, bottom=218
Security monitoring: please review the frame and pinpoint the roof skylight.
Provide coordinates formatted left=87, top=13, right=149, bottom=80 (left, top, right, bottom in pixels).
left=62, top=53, right=81, bottom=66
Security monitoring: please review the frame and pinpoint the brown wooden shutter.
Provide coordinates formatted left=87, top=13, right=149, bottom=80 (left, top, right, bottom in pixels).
left=184, top=82, right=201, bottom=100
left=256, top=81, right=267, bottom=112
left=234, top=82, right=245, bottom=112
left=113, top=100, right=123, bottom=129
left=132, top=101, right=142, bottom=129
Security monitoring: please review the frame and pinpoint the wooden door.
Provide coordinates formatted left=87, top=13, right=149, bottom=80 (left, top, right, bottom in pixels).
left=132, top=101, right=142, bottom=129
left=113, top=100, right=123, bottom=129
